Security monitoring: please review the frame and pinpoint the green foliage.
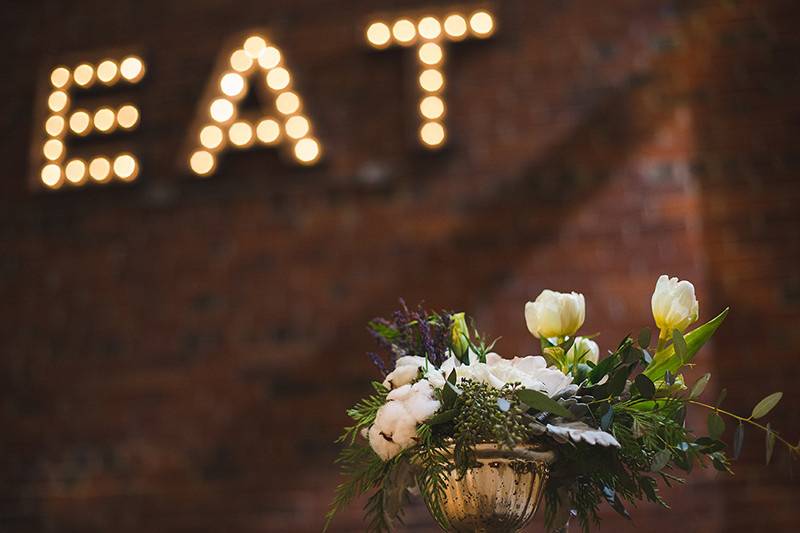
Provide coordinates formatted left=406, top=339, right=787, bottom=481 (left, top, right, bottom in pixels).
left=338, top=382, right=388, bottom=445
left=751, top=392, right=782, bottom=419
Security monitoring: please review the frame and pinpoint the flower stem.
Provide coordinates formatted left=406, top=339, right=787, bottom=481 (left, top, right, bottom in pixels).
left=688, top=400, right=800, bottom=453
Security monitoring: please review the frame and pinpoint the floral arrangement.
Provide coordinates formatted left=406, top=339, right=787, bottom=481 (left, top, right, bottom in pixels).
left=325, top=276, right=799, bottom=532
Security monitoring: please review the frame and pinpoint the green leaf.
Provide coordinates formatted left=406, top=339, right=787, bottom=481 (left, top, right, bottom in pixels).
left=442, top=373, right=461, bottom=409
left=751, top=392, right=783, bottom=419
left=588, top=353, right=617, bottom=384
left=672, top=329, right=687, bottom=361
left=690, top=373, right=711, bottom=399
left=601, top=407, right=615, bottom=431
left=708, top=412, right=725, bottom=440
left=733, top=423, right=744, bottom=459
left=427, top=409, right=457, bottom=426
left=765, top=423, right=776, bottom=465
left=517, top=389, right=573, bottom=419
left=650, top=449, right=671, bottom=472
left=634, top=374, right=655, bottom=399
left=716, top=388, right=727, bottom=408
left=638, top=327, right=652, bottom=349
left=644, top=308, right=729, bottom=380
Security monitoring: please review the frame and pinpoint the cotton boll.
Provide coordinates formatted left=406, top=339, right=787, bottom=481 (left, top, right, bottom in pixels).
left=383, top=364, right=420, bottom=389
left=404, top=380, right=441, bottom=422
left=387, top=383, right=413, bottom=402
left=368, top=424, right=403, bottom=460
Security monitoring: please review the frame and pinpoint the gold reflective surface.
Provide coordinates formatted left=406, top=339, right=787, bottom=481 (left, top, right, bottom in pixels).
left=431, top=442, right=554, bottom=533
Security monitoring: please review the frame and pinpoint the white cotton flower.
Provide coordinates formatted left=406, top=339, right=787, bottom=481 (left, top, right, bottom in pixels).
left=651, top=275, right=699, bottom=336
left=545, top=421, right=620, bottom=448
left=382, top=355, right=427, bottom=389
left=525, top=290, right=586, bottom=339
left=566, top=337, right=600, bottom=365
left=368, top=379, right=441, bottom=461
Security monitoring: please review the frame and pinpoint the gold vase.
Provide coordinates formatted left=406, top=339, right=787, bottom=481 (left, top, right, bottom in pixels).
left=433, top=442, right=555, bottom=533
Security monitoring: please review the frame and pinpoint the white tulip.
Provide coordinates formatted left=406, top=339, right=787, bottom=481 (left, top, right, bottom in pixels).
left=525, top=290, right=585, bottom=339
left=566, top=337, right=599, bottom=365
left=651, top=275, right=699, bottom=337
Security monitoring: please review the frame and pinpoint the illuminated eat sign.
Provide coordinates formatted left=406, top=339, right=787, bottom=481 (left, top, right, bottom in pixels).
left=31, top=5, right=495, bottom=191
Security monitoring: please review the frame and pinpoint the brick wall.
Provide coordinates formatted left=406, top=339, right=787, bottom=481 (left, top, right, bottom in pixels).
left=0, top=0, right=797, bottom=531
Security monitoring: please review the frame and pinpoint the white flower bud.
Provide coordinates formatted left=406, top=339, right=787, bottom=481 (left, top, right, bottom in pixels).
left=525, top=290, right=586, bottom=339
left=651, top=275, right=699, bottom=337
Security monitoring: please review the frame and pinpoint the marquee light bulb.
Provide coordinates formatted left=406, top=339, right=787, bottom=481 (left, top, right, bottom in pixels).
left=93, top=107, right=116, bottom=132
left=419, top=69, right=444, bottom=92
left=228, top=121, right=254, bottom=147
left=89, top=157, right=112, bottom=182
left=258, top=46, right=281, bottom=69
left=65, top=159, right=87, bottom=184
left=69, top=110, right=91, bottom=135
left=266, top=67, right=291, bottom=91
left=469, top=11, right=495, bottom=36
left=294, top=137, right=320, bottom=164
left=244, top=35, right=267, bottom=58
left=418, top=42, right=443, bottom=65
left=45, top=115, right=66, bottom=136
left=420, top=95, right=445, bottom=119
left=275, top=91, right=300, bottom=114
left=418, top=17, right=442, bottom=40
left=392, top=19, right=416, bottom=44
left=285, top=115, right=310, bottom=139
left=43, top=139, right=64, bottom=161
left=120, top=56, right=145, bottom=82
left=50, top=66, right=71, bottom=88
left=220, top=72, right=246, bottom=98
left=190, top=150, right=215, bottom=176
left=209, top=98, right=235, bottom=122
left=444, top=14, right=468, bottom=39
left=366, top=22, right=391, bottom=48
left=117, top=104, right=140, bottom=129
left=48, top=91, right=69, bottom=113
left=73, top=63, right=95, bottom=87
left=200, top=124, right=224, bottom=149
left=230, top=49, right=253, bottom=73
left=113, top=154, right=138, bottom=181
left=256, top=118, right=280, bottom=144
left=97, top=59, right=119, bottom=83
left=420, top=121, right=445, bottom=147
left=41, top=164, right=62, bottom=188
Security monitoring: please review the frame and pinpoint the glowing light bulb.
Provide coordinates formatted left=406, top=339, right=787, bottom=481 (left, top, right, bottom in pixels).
left=93, top=107, right=116, bottom=132
left=200, top=125, right=224, bottom=149
left=69, top=110, right=91, bottom=135
left=418, top=17, right=442, bottom=40
left=50, top=67, right=71, bottom=88
left=275, top=91, right=300, bottom=114
left=120, top=56, right=145, bottom=82
left=190, top=150, right=215, bottom=176
left=366, top=22, right=391, bottom=48
left=48, top=91, right=69, bottom=113
left=228, top=121, right=254, bottom=147
left=43, top=139, right=64, bottom=161
left=266, top=67, right=290, bottom=90
left=209, top=98, right=235, bottom=122
left=420, top=121, right=445, bottom=147
left=41, top=164, right=62, bottom=188
left=392, top=19, right=416, bottom=44
left=113, top=154, right=138, bottom=180
left=73, top=63, right=95, bottom=87
left=97, top=59, right=119, bottom=83
left=256, top=118, right=280, bottom=144
left=117, top=105, right=139, bottom=129
left=419, top=69, right=444, bottom=92
left=294, top=137, right=320, bottom=164
left=420, top=95, right=445, bottom=119
left=285, top=115, right=310, bottom=139
left=258, top=46, right=281, bottom=69
left=244, top=35, right=267, bottom=58
left=65, top=159, right=87, bottom=184
left=89, top=157, right=112, bottom=182
left=418, top=42, right=443, bottom=65
left=444, top=14, right=468, bottom=39
left=45, top=115, right=65, bottom=136
left=230, top=49, right=253, bottom=73
left=220, top=72, right=246, bottom=98
left=469, top=11, right=494, bottom=36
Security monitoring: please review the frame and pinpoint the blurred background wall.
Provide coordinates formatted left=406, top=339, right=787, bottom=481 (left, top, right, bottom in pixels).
left=0, top=0, right=798, bottom=531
